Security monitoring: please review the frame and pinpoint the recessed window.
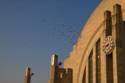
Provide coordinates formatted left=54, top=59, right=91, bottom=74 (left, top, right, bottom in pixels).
left=89, top=50, right=93, bottom=83
left=96, top=39, right=101, bottom=83
left=106, top=53, right=113, bottom=83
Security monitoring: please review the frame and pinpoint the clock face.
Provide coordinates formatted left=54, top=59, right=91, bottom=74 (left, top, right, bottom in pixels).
left=103, top=36, right=114, bottom=55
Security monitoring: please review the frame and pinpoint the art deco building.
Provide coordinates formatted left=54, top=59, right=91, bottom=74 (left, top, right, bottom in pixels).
left=48, top=0, right=125, bottom=83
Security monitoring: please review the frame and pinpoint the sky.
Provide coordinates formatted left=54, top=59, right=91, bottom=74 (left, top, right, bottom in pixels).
left=0, top=0, right=101, bottom=83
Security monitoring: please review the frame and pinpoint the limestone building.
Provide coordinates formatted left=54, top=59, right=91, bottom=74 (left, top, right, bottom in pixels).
left=48, top=0, right=125, bottom=83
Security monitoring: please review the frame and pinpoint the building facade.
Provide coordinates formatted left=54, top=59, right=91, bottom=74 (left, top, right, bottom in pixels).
left=48, top=0, right=125, bottom=83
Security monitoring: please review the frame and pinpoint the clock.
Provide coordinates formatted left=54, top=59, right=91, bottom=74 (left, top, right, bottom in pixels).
left=103, top=36, right=115, bottom=55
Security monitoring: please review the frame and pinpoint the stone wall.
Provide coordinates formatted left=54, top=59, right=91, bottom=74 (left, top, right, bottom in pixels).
left=64, top=0, right=125, bottom=83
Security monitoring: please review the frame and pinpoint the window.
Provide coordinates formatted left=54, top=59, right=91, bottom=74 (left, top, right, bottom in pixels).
left=89, top=51, right=93, bottom=83
left=106, top=53, right=113, bottom=83
left=96, top=39, right=101, bottom=83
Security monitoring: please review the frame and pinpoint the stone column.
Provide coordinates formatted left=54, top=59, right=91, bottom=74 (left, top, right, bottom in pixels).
left=24, top=67, right=34, bottom=83
left=49, top=54, right=58, bottom=83
left=100, top=28, right=106, bottom=83
left=86, top=61, right=89, bottom=83
left=104, top=10, right=113, bottom=83
left=104, top=11, right=112, bottom=36
left=112, top=4, right=123, bottom=83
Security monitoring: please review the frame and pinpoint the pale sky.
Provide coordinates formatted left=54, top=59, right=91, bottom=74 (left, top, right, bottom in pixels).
left=0, top=0, right=100, bottom=83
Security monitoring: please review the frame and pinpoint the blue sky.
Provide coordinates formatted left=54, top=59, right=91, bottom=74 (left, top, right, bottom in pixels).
left=0, top=0, right=101, bottom=83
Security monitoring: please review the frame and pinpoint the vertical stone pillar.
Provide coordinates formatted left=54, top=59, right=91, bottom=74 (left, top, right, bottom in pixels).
left=86, top=61, right=89, bottom=83
left=104, top=10, right=113, bottom=83
left=104, top=11, right=112, bottom=36
left=49, top=54, right=58, bottom=83
left=113, top=4, right=123, bottom=83
left=100, top=30, right=106, bottom=83
left=24, top=67, right=33, bottom=83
